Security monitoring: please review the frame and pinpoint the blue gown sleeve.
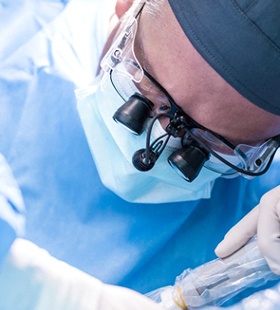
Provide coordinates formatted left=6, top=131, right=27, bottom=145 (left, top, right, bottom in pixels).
left=0, top=219, right=16, bottom=264
left=0, top=154, right=25, bottom=265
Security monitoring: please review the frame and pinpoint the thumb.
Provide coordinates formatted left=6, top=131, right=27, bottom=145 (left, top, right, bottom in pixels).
left=258, top=190, right=280, bottom=275
left=215, top=205, right=259, bottom=258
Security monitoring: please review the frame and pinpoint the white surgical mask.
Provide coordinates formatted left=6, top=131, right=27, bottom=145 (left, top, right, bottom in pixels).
left=76, top=77, right=222, bottom=203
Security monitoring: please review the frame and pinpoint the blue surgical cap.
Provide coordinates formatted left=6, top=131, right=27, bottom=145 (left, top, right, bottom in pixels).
left=169, top=0, right=280, bottom=115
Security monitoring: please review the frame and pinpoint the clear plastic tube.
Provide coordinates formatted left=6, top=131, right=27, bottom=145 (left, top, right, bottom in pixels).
left=147, top=237, right=280, bottom=309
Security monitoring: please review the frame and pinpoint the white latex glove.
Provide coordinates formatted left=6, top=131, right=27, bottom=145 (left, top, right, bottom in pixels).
left=0, top=238, right=163, bottom=310
left=215, top=185, right=280, bottom=275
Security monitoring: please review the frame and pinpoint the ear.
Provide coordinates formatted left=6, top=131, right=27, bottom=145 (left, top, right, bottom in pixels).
left=115, top=0, right=134, bottom=19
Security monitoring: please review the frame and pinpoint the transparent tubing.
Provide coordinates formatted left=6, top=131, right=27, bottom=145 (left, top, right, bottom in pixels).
left=146, top=237, right=280, bottom=309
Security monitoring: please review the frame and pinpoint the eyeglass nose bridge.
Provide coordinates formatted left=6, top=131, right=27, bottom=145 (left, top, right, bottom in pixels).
left=163, top=115, right=211, bottom=182
left=165, top=114, right=191, bottom=137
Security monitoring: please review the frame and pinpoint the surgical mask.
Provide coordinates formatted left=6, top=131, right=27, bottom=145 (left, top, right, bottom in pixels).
left=76, top=77, right=221, bottom=203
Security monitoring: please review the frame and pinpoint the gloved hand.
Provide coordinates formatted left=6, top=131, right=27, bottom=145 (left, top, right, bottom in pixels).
left=215, top=185, right=280, bottom=275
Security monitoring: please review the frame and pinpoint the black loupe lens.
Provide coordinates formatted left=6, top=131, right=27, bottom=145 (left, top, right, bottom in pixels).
left=113, top=93, right=154, bottom=135
left=168, top=143, right=209, bottom=182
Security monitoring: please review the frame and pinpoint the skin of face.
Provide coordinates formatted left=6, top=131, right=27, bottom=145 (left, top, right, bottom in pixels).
left=106, top=0, right=280, bottom=146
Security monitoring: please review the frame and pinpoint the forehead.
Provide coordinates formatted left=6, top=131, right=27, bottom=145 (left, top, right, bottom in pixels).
left=135, top=2, right=280, bottom=144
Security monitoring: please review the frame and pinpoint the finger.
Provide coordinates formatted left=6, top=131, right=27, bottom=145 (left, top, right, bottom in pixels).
left=258, top=199, right=280, bottom=275
left=215, top=205, right=259, bottom=258
left=259, top=185, right=280, bottom=207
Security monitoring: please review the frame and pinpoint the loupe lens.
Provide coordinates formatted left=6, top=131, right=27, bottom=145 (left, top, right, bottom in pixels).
left=113, top=93, right=154, bottom=135
left=168, top=143, right=209, bottom=182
